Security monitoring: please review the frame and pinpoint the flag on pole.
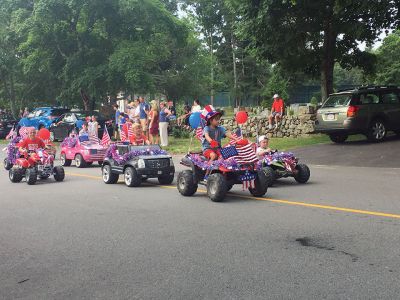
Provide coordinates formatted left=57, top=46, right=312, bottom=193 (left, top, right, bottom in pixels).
left=101, top=126, right=111, bottom=146
left=195, top=127, right=204, bottom=142
left=229, top=142, right=258, bottom=165
left=120, top=128, right=127, bottom=142
left=6, top=126, right=16, bottom=140
left=229, top=127, right=242, bottom=145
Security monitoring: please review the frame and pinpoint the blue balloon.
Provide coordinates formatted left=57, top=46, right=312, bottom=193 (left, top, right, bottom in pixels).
left=189, top=112, right=201, bottom=129
left=76, top=119, right=84, bottom=129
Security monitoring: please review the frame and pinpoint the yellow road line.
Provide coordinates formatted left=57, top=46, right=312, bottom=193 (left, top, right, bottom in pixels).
left=65, top=172, right=400, bottom=220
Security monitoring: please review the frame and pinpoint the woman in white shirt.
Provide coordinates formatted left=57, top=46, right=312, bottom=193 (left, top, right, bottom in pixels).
left=191, top=99, right=202, bottom=113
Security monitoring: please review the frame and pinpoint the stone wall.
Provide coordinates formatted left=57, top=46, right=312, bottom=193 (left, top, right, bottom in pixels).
left=221, top=110, right=317, bottom=138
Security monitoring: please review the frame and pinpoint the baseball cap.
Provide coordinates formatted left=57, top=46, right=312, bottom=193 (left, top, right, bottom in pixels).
left=258, top=135, right=268, bottom=143
left=273, top=94, right=279, bottom=98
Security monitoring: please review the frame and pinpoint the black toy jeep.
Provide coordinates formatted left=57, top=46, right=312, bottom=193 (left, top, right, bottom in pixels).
left=102, top=144, right=175, bottom=187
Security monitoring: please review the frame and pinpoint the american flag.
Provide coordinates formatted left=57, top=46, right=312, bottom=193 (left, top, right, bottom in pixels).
left=127, top=123, right=133, bottom=139
left=84, top=133, right=99, bottom=144
left=229, top=127, right=242, bottom=145
left=240, top=171, right=256, bottom=190
left=120, top=128, right=127, bottom=142
left=19, top=126, right=34, bottom=138
left=195, top=127, right=204, bottom=142
left=229, top=142, right=258, bottom=165
left=101, top=126, right=111, bottom=146
left=6, top=126, right=16, bottom=139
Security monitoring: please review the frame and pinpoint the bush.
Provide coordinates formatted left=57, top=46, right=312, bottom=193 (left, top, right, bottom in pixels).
left=172, top=126, right=191, bottom=139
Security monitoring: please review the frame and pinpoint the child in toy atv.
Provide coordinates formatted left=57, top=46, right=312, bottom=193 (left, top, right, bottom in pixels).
left=257, top=135, right=310, bottom=186
left=177, top=105, right=268, bottom=202
left=102, top=143, right=175, bottom=187
left=9, top=128, right=64, bottom=185
left=3, top=136, right=21, bottom=170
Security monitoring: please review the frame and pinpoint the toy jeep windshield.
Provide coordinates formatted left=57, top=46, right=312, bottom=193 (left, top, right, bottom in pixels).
left=102, top=144, right=175, bottom=187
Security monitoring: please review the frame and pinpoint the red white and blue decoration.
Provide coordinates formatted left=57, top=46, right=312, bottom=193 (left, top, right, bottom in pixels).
left=220, top=145, right=238, bottom=159
left=105, top=144, right=167, bottom=166
left=201, top=105, right=221, bottom=122
left=239, top=171, right=256, bottom=190
left=101, top=125, right=111, bottom=146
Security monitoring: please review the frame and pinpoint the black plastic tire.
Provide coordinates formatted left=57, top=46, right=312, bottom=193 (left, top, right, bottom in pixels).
left=177, top=170, right=198, bottom=196
left=262, top=166, right=277, bottom=187
left=207, top=173, right=227, bottom=202
left=294, top=163, right=310, bottom=183
left=249, top=170, right=268, bottom=197
left=53, top=166, right=65, bottom=182
left=60, top=153, right=72, bottom=166
left=4, top=158, right=13, bottom=170
left=124, top=166, right=141, bottom=187
left=9, top=168, right=23, bottom=183
left=226, top=184, right=234, bottom=191
left=26, top=168, right=37, bottom=185
left=158, top=174, right=174, bottom=185
left=329, top=134, right=348, bottom=143
left=367, top=119, right=386, bottom=142
left=75, top=154, right=87, bottom=168
left=102, top=164, right=119, bottom=184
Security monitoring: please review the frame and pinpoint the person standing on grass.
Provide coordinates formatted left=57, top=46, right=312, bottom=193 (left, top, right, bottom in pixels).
left=268, top=94, right=284, bottom=130
left=88, top=115, right=99, bottom=137
left=148, top=100, right=160, bottom=145
left=191, top=99, right=202, bottom=113
left=113, top=104, right=120, bottom=140
left=138, top=97, right=149, bottom=136
left=159, top=101, right=172, bottom=147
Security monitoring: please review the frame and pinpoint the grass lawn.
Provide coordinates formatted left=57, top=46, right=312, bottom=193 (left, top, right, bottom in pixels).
left=163, top=134, right=367, bottom=154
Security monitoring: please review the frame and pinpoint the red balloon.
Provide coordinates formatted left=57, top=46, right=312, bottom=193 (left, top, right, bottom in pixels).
left=235, top=111, right=248, bottom=124
left=38, top=128, right=51, bottom=140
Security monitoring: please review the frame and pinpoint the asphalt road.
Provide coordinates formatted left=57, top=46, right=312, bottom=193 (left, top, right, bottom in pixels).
left=1, top=142, right=400, bottom=299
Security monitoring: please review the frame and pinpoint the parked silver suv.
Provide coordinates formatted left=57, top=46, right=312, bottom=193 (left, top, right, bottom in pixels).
left=316, top=86, right=400, bottom=143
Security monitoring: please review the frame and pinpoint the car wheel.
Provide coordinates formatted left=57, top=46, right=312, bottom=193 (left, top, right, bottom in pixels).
left=177, top=170, right=198, bottom=196
left=262, top=166, right=277, bottom=187
left=207, top=173, right=227, bottom=202
left=329, top=134, right=348, bottom=143
left=294, top=163, right=311, bottom=184
left=53, top=166, right=65, bottom=182
left=4, top=158, right=13, bottom=170
left=60, top=153, right=72, bottom=166
left=102, top=164, right=119, bottom=184
left=124, top=166, right=141, bottom=187
left=26, top=168, right=37, bottom=185
left=249, top=170, right=268, bottom=197
left=75, top=154, right=87, bottom=168
left=9, top=168, right=23, bottom=183
left=158, top=174, right=174, bottom=185
left=226, top=183, right=234, bottom=191
left=367, top=119, right=386, bottom=142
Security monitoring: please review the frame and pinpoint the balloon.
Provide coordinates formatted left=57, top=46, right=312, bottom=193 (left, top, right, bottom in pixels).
left=235, top=111, right=248, bottom=124
left=76, top=119, right=84, bottom=129
left=189, top=112, right=201, bottom=129
left=38, top=128, right=51, bottom=140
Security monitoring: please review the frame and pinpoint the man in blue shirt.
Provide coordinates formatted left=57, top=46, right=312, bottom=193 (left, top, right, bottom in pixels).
left=138, top=97, right=149, bottom=136
left=113, top=104, right=120, bottom=140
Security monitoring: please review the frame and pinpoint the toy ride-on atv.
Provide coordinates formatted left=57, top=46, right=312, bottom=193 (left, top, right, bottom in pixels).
left=9, top=148, right=65, bottom=185
left=177, top=142, right=268, bottom=202
left=102, top=144, right=175, bottom=187
left=3, top=136, right=21, bottom=171
left=261, top=151, right=310, bottom=186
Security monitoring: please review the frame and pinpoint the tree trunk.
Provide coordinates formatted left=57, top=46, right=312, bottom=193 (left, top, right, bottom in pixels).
left=231, top=32, right=238, bottom=108
left=320, top=4, right=336, bottom=101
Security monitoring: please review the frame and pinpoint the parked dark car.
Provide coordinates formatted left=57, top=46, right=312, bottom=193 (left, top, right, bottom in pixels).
left=49, top=111, right=113, bottom=141
left=316, top=86, right=400, bottom=143
left=18, top=107, right=70, bottom=129
left=0, top=113, right=18, bottom=138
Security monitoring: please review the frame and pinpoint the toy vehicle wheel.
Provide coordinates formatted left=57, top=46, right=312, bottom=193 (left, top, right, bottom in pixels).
left=124, top=166, right=141, bottom=187
left=294, top=163, right=310, bottom=183
left=177, top=170, right=198, bottom=196
left=75, top=154, right=87, bottom=168
left=158, top=174, right=174, bottom=185
left=262, top=166, right=277, bottom=187
left=226, top=184, right=234, bottom=191
left=329, top=134, right=348, bottom=143
left=249, top=170, right=268, bottom=197
left=26, top=168, right=37, bottom=185
left=207, top=173, right=227, bottom=202
left=60, top=153, right=71, bottom=166
left=9, top=168, right=23, bottom=183
left=4, top=158, right=13, bottom=170
left=53, top=166, right=65, bottom=182
left=102, top=164, right=119, bottom=184
left=367, top=119, right=386, bottom=142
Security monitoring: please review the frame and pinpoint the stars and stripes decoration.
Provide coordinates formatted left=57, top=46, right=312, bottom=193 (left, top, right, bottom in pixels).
left=19, top=126, right=35, bottom=138
left=101, top=126, right=111, bottom=146
left=120, top=128, right=127, bottom=142
left=6, top=126, right=16, bottom=140
left=229, top=142, right=258, bottom=165
left=195, top=127, right=204, bottom=142
left=240, top=171, right=256, bottom=190
left=229, top=127, right=242, bottom=145
left=220, top=145, right=238, bottom=159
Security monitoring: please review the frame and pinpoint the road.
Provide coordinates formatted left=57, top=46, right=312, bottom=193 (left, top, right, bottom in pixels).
left=1, top=140, right=400, bottom=299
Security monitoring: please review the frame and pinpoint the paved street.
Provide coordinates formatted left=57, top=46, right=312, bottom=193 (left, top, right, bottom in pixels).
left=1, top=141, right=400, bottom=299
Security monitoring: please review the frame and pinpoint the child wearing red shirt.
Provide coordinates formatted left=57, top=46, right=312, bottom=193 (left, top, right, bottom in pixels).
left=129, top=124, right=150, bottom=145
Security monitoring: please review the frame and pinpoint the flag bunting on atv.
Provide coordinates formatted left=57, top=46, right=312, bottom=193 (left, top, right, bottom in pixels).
left=240, top=171, right=256, bottom=190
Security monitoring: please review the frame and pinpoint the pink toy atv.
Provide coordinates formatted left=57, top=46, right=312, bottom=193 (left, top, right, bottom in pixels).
left=60, top=135, right=107, bottom=168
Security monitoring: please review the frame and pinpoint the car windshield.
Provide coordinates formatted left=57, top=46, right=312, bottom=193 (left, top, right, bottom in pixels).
left=322, top=94, right=352, bottom=108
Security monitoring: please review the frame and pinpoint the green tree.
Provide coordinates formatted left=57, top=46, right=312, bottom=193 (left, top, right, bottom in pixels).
left=228, top=0, right=399, bottom=101
left=374, top=31, right=400, bottom=85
